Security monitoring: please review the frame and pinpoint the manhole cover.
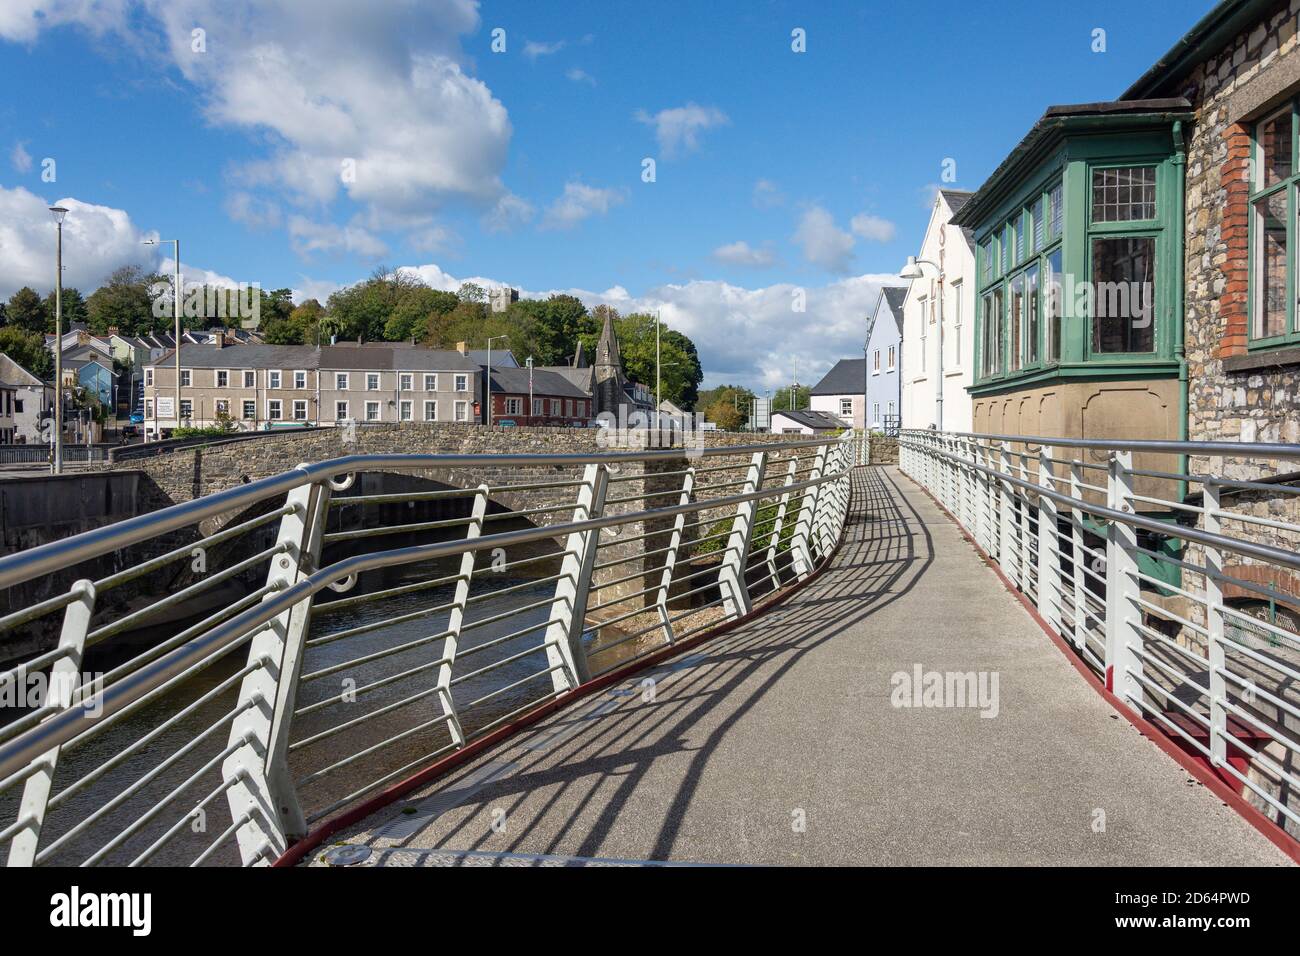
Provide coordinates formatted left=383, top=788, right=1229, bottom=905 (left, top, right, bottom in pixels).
left=321, top=844, right=372, bottom=866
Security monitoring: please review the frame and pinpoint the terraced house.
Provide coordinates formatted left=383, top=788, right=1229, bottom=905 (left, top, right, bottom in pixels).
left=145, top=341, right=482, bottom=435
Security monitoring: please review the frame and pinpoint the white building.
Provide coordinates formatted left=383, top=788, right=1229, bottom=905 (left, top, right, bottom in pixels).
left=900, top=190, right=977, bottom=433
left=809, top=358, right=865, bottom=430
left=0, top=353, right=52, bottom=444
left=770, top=409, right=845, bottom=435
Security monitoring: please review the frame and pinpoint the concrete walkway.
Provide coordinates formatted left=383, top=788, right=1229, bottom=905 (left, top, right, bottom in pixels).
left=315, top=467, right=1293, bottom=867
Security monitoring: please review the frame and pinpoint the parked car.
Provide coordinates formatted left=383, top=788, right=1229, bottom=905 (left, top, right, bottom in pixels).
left=129, top=410, right=144, bottom=425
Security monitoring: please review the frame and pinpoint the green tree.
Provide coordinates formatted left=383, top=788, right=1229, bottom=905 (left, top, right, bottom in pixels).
left=772, top=385, right=811, bottom=412
left=86, top=266, right=158, bottom=335
left=42, top=287, right=89, bottom=331
left=327, top=268, right=433, bottom=342
left=0, top=326, right=54, bottom=378
left=698, top=384, right=756, bottom=425
left=576, top=310, right=703, bottom=409
left=6, top=287, right=46, bottom=332
left=705, top=399, right=744, bottom=431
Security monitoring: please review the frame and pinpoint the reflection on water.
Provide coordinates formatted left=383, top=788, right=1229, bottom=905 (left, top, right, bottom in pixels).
left=1, top=561, right=643, bottom=867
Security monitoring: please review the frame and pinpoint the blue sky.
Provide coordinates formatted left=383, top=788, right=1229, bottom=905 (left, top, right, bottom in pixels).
left=0, top=0, right=1214, bottom=389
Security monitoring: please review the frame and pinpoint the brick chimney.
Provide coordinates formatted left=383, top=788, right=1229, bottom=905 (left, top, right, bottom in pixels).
left=456, top=341, right=468, bottom=355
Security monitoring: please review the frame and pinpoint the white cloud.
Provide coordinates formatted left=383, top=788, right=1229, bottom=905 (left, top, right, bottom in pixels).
left=635, top=102, right=729, bottom=158
left=565, top=67, right=596, bottom=86
left=10, top=141, right=31, bottom=173
left=4, top=1, right=514, bottom=234
left=850, top=213, right=896, bottom=243
left=752, top=179, right=783, bottom=209
left=292, top=276, right=343, bottom=306
left=482, top=192, right=535, bottom=233
left=711, top=240, right=777, bottom=268
left=0, top=186, right=158, bottom=298
left=224, top=191, right=282, bottom=230
left=792, top=206, right=856, bottom=274
left=406, top=224, right=458, bottom=255
left=523, top=39, right=565, bottom=60
left=287, top=215, right=388, bottom=261
left=540, top=181, right=626, bottom=231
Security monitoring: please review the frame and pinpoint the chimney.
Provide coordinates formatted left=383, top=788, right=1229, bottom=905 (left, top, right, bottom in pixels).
left=107, top=326, right=119, bottom=336
left=213, top=332, right=225, bottom=348
left=456, top=341, right=468, bottom=355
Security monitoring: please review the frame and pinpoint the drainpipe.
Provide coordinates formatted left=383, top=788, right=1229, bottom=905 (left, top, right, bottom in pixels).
left=1173, top=119, right=1189, bottom=503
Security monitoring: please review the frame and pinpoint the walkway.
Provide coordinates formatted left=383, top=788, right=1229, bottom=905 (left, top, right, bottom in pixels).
left=311, top=467, right=1292, bottom=866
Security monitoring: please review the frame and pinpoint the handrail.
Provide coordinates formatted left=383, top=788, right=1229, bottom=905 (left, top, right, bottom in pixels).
left=903, top=428, right=1300, bottom=461
left=0, top=440, right=829, bottom=592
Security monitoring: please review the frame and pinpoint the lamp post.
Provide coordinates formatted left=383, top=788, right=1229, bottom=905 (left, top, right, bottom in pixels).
left=900, top=255, right=945, bottom=431
left=143, top=237, right=181, bottom=436
left=525, top=356, right=534, bottom=424
left=48, top=206, right=68, bottom=474
left=486, top=334, right=508, bottom=426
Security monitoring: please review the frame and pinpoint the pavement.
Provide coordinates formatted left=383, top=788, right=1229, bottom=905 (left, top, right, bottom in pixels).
left=312, top=466, right=1294, bottom=867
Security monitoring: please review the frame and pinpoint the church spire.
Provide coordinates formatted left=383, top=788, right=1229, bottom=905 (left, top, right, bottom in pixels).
left=595, top=310, right=622, bottom=373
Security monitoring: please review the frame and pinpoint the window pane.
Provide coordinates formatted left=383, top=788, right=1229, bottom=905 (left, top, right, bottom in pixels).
left=1049, top=183, right=1063, bottom=238
left=1254, top=190, right=1288, bottom=338
left=1258, top=109, right=1292, bottom=190
left=1031, top=198, right=1043, bottom=252
left=1046, top=250, right=1063, bottom=361
left=1091, top=166, right=1156, bottom=222
left=1091, top=236, right=1156, bottom=353
left=1009, top=273, right=1025, bottom=371
left=981, top=289, right=1003, bottom=377
left=1025, top=264, right=1040, bottom=366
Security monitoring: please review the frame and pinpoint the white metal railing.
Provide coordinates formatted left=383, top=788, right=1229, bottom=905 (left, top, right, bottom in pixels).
left=900, top=429, right=1300, bottom=843
left=0, top=436, right=856, bottom=866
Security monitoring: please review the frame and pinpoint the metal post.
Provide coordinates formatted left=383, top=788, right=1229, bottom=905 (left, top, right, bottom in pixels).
left=544, top=463, right=608, bottom=692
left=53, top=218, right=64, bottom=475
left=224, top=476, right=331, bottom=862
left=1104, top=450, right=1143, bottom=713
left=6, top=580, right=94, bottom=866
left=790, top=443, right=827, bottom=578
left=766, top=458, right=798, bottom=589
left=719, top=451, right=767, bottom=619
left=1204, top=480, right=1228, bottom=768
left=655, top=466, right=695, bottom=644
left=1068, top=457, right=1089, bottom=652
left=438, top=485, right=489, bottom=745
left=1037, top=446, right=1063, bottom=634
left=998, top=442, right=1017, bottom=580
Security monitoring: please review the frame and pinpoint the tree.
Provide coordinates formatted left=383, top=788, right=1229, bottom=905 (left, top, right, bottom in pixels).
left=6, top=287, right=46, bottom=333
left=0, top=326, right=54, bottom=378
left=704, top=400, right=745, bottom=431
left=327, top=268, right=432, bottom=342
left=533, top=295, right=593, bottom=365
left=86, top=266, right=157, bottom=335
left=772, top=385, right=811, bottom=412
left=698, top=384, right=756, bottom=426
left=263, top=298, right=325, bottom=345
left=42, top=287, right=89, bottom=331
left=576, top=310, right=703, bottom=409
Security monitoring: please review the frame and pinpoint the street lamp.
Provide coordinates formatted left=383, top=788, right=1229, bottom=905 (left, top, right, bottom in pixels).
left=486, top=334, right=508, bottom=426
left=143, top=237, right=182, bottom=438
left=900, top=255, right=945, bottom=431
left=48, top=206, right=68, bottom=475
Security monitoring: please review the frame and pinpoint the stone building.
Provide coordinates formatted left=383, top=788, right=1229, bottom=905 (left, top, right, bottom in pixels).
left=536, top=312, right=655, bottom=421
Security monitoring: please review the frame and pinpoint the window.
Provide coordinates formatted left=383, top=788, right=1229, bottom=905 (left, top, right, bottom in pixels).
left=1015, top=210, right=1026, bottom=261
left=1004, top=221, right=1016, bottom=270
left=424, top=374, right=437, bottom=391
left=454, top=374, right=469, bottom=392
left=551, top=399, right=561, bottom=416
left=951, top=280, right=963, bottom=364
left=365, top=401, right=380, bottom=421
left=981, top=288, right=1004, bottom=377
left=1024, top=264, right=1040, bottom=367
left=1046, top=250, right=1063, bottom=362
left=872, top=350, right=881, bottom=374
left=400, top=400, right=412, bottom=421
left=1091, top=236, right=1155, bottom=353
left=532, top=397, right=544, bottom=415
left=179, top=399, right=192, bottom=419
left=919, top=296, right=928, bottom=373
left=145, top=399, right=153, bottom=417
left=505, top=398, right=521, bottom=415
left=293, top=370, right=307, bottom=389
left=145, top=367, right=154, bottom=386
left=887, top=345, right=896, bottom=371
left=180, top=369, right=191, bottom=387
left=216, top=370, right=228, bottom=388
left=335, top=373, right=348, bottom=390
left=1048, top=182, right=1063, bottom=239
left=1008, top=272, right=1025, bottom=372
left=873, top=403, right=880, bottom=424
left=242, top=400, right=255, bottom=420
left=1030, top=198, right=1043, bottom=253
left=399, top=373, right=413, bottom=391
left=888, top=401, right=895, bottom=420
left=839, top=398, right=853, bottom=417
left=366, top=373, right=380, bottom=391
left=1250, top=105, right=1297, bottom=344
left=293, top=400, right=308, bottom=421
left=423, top=400, right=436, bottom=421
left=215, top=399, right=230, bottom=416
left=269, top=370, right=282, bottom=389
left=1091, top=166, right=1156, bottom=222
left=335, top=401, right=349, bottom=421
left=980, top=239, right=993, bottom=284
left=267, top=400, right=282, bottom=420
left=455, top=401, right=469, bottom=422
left=243, top=370, right=255, bottom=388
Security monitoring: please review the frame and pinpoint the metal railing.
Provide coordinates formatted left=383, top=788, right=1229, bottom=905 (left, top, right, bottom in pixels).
left=0, top=435, right=858, bottom=866
left=0, top=445, right=111, bottom=465
left=900, top=429, right=1300, bottom=843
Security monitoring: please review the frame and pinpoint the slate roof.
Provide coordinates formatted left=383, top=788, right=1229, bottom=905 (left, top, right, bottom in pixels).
left=772, top=409, right=845, bottom=430
left=488, top=367, right=589, bottom=399
left=151, top=343, right=480, bottom=371
left=810, top=358, right=865, bottom=396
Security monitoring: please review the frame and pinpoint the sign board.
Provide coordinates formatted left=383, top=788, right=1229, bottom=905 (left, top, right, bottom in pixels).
left=752, top=397, right=771, bottom=432
left=156, top=397, right=174, bottom=419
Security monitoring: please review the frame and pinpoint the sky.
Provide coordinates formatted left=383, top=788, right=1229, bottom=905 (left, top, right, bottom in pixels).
left=0, top=0, right=1215, bottom=391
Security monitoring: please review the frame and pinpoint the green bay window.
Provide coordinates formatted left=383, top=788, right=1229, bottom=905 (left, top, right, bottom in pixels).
left=1249, top=102, right=1299, bottom=347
